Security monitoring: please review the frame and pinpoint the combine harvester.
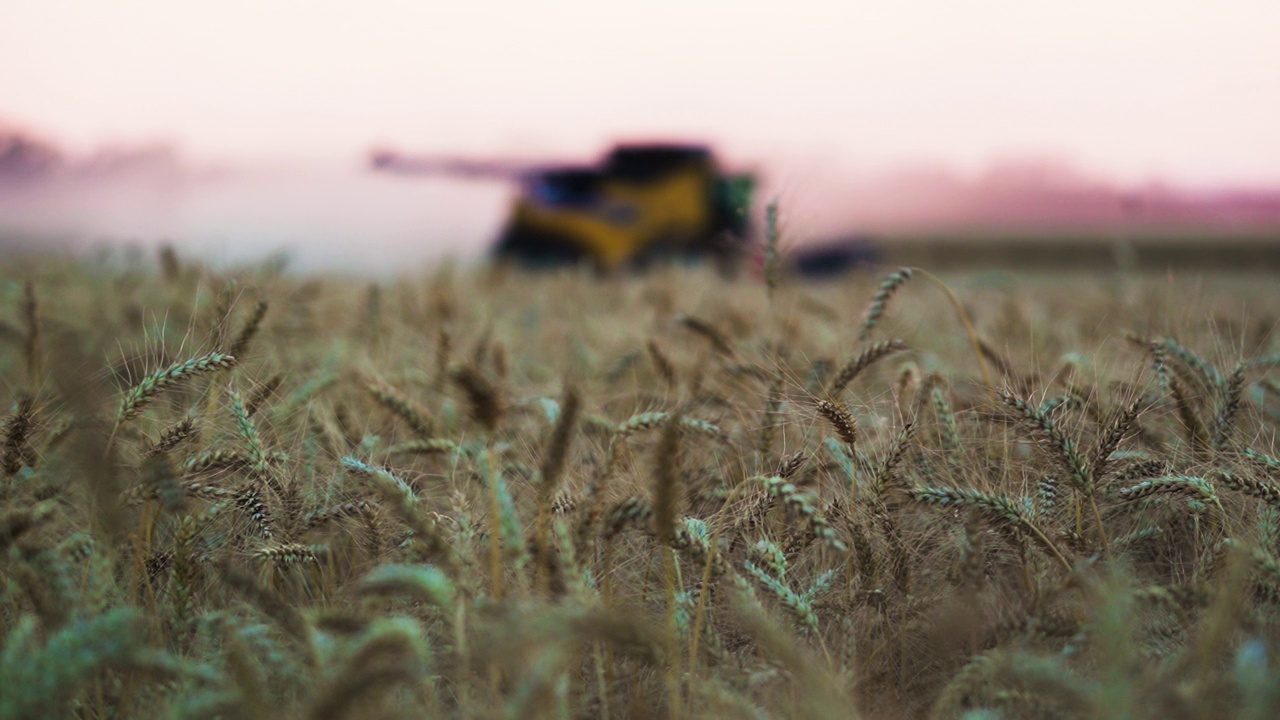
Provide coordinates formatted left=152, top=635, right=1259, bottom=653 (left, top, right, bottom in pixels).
left=371, top=143, right=763, bottom=272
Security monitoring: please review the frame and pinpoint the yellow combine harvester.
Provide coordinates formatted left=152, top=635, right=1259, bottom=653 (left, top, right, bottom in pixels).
left=371, top=143, right=755, bottom=271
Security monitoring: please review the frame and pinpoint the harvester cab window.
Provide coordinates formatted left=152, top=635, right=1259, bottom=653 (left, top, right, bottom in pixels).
left=527, top=169, right=603, bottom=208
left=604, top=145, right=712, bottom=183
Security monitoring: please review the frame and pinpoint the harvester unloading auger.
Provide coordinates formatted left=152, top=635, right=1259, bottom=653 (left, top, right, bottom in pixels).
left=370, top=143, right=756, bottom=271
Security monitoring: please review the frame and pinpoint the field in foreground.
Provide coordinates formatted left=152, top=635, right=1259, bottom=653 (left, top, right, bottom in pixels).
left=1, top=252, right=1279, bottom=720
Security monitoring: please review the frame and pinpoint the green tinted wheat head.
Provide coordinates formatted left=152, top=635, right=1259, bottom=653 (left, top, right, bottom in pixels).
left=909, top=486, right=1071, bottom=569
left=759, top=475, right=846, bottom=552
left=1109, top=459, right=1169, bottom=487
left=1221, top=539, right=1280, bottom=601
left=998, top=389, right=1090, bottom=491
left=1160, top=337, right=1222, bottom=388
left=116, top=352, right=237, bottom=424
left=140, top=454, right=185, bottom=512
left=610, top=411, right=725, bottom=441
left=1039, top=394, right=1081, bottom=415
left=929, top=378, right=962, bottom=460
left=342, top=456, right=458, bottom=576
left=748, top=539, right=789, bottom=579
left=228, top=389, right=271, bottom=481
left=743, top=560, right=819, bottom=634
left=1117, top=475, right=1218, bottom=504
left=1113, top=525, right=1164, bottom=550
left=1243, top=447, right=1280, bottom=477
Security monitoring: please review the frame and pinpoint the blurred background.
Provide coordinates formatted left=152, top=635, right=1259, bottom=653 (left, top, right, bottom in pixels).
left=2, top=0, right=1279, bottom=274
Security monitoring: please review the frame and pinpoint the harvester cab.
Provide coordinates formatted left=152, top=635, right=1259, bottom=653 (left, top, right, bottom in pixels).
left=371, top=143, right=755, bottom=271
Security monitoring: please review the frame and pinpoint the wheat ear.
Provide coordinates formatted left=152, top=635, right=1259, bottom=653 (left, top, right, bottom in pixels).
left=909, top=486, right=1071, bottom=570
left=116, top=353, right=238, bottom=425
left=828, top=338, right=907, bottom=395
left=3, top=393, right=36, bottom=478
left=227, top=298, right=268, bottom=359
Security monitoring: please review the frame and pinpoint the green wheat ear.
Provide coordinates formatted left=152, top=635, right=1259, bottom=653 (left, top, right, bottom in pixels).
left=117, top=352, right=238, bottom=424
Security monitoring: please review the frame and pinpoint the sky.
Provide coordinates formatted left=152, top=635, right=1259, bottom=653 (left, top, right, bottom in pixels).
left=3, top=1, right=1280, bottom=270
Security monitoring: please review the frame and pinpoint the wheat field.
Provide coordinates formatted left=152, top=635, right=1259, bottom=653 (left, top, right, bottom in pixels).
left=1, top=248, right=1279, bottom=720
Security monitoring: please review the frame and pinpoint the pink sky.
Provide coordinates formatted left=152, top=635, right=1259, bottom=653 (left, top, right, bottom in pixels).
left=5, top=0, right=1280, bottom=185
